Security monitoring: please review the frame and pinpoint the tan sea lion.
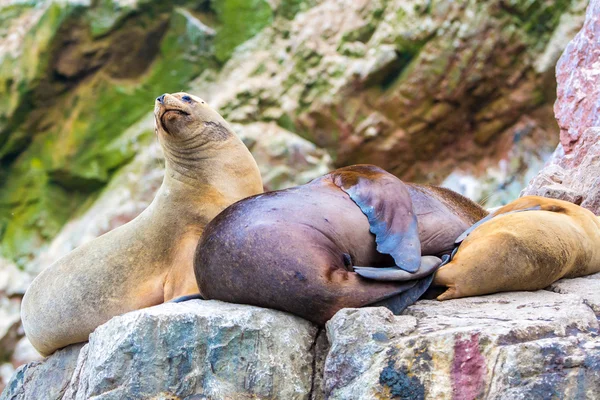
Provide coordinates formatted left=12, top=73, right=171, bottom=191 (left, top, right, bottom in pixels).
left=194, top=165, right=487, bottom=325
left=21, top=92, right=263, bottom=356
left=433, top=196, right=600, bottom=300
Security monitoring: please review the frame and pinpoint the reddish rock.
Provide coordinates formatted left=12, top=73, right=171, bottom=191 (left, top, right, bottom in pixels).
left=523, top=0, right=600, bottom=215
left=554, top=0, right=600, bottom=160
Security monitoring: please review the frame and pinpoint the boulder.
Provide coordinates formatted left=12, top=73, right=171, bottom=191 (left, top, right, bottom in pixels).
left=324, top=290, right=600, bottom=399
left=2, top=301, right=319, bottom=400
left=553, top=0, right=600, bottom=157
left=6, top=284, right=600, bottom=399
left=522, top=0, right=600, bottom=214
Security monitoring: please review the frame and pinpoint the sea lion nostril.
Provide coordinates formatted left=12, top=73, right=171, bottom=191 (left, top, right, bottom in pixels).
left=156, top=94, right=166, bottom=104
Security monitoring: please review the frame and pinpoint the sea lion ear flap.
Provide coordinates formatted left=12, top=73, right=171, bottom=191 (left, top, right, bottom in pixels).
left=331, top=165, right=421, bottom=273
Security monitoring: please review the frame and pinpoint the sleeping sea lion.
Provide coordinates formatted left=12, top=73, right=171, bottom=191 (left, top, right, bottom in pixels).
left=21, top=92, right=263, bottom=356
left=194, top=165, right=487, bottom=325
left=433, top=196, right=600, bottom=300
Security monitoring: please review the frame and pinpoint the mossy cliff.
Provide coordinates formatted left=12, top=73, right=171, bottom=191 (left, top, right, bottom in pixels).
left=0, top=0, right=586, bottom=267
left=0, top=0, right=279, bottom=266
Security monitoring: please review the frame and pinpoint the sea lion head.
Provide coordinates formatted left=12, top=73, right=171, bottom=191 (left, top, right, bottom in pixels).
left=154, top=92, right=231, bottom=143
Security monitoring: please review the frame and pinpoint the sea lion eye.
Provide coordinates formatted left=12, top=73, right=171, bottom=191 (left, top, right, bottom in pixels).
left=182, top=95, right=192, bottom=103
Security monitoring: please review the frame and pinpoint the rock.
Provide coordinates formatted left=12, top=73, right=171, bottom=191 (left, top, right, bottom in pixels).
left=324, top=290, right=600, bottom=399
left=0, top=2, right=218, bottom=266
left=0, top=0, right=587, bottom=263
left=6, top=286, right=600, bottom=398
left=233, top=122, right=333, bottom=190
left=554, top=0, right=600, bottom=157
left=2, top=301, right=318, bottom=400
left=197, top=0, right=587, bottom=207
left=0, top=344, right=83, bottom=400
left=521, top=118, right=600, bottom=216
left=0, top=297, right=21, bottom=363
left=522, top=0, right=600, bottom=214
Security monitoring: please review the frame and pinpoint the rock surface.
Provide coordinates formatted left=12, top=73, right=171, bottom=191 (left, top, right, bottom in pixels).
left=553, top=0, right=600, bottom=157
left=5, top=281, right=600, bottom=399
left=1, top=301, right=319, bottom=400
left=324, top=290, right=600, bottom=400
left=197, top=0, right=587, bottom=204
left=522, top=0, right=600, bottom=214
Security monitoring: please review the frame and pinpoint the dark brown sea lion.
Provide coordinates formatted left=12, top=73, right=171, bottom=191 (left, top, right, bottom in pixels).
left=433, top=196, right=600, bottom=300
left=194, top=165, right=487, bottom=325
left=21, top=92, right=263, bottom=356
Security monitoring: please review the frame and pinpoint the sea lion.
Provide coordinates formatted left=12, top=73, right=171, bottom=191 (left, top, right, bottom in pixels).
left=433, top=196, right=600, bottom=300
left=21, top=92, right=263, bottom=356
left=194, top=164, right=487, bottom=325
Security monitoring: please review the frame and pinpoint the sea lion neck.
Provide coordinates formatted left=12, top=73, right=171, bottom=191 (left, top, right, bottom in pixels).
left=153, top=133, right=262, bottom=217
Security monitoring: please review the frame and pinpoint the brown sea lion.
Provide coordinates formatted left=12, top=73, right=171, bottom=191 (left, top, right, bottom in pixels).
left=433, top=196, right=600, bottom=300
left=194, top=165, right=487, bottom=325
left=21, top=92, right=263, bottom=356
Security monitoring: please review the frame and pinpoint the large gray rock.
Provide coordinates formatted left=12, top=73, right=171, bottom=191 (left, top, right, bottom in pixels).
left=5, top=285, right=600, bottom=399
left=2, top=301, right=318, bottom=400
left=323, top=290, right=600, bottom=399
left=0, top=344, right=83, bottom=400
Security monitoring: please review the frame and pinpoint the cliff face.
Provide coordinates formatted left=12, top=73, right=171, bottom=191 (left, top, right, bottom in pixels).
left=0, top=0, right=585, bottom=267
left=522, top=0, right=600, bottom=213
left=0, top=0, right=594, bottom=394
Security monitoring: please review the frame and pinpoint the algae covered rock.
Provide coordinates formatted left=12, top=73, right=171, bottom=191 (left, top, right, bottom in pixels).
left=0, top=0, right=586, bottom=266
left=0, top=1, right=218, bottom=265
left=199, top=0, right=586, bottom=205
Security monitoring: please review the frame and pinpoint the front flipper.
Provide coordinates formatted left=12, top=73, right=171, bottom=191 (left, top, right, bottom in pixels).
left=354, top=255, right=444, bottom=281
left=331, top=165, right=421, bottom=273
left=369, top=274, right=436, bottom=315
left=170, top=293, right=204, bottom=303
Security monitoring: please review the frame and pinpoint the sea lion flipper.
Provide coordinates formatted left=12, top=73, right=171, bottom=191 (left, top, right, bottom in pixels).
left=354, top=256, right=443, bottom=281
left=370, top=274, right=436, bottom=315
left=455, top=205, right=542, bottom=245
left=332, top=165, right=421, bottom=273
left=170, top=293, right=205, bottom=303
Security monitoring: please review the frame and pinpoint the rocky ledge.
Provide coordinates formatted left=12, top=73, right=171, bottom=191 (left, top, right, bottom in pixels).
left=3, top=273, right=600, bottom=400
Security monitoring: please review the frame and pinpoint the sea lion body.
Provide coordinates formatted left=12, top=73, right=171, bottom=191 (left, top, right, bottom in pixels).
left=21, top=93, right=263, bottom=356
left=195, top=165, right=486, bottom=325
left=434, top=196, right=600, bottom=300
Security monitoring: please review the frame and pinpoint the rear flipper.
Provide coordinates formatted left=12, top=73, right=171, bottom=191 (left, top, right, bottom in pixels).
left=170, top=293, right=204, bottom=303
left=369, top=274, right=436, bottom=315
left=354, top=255, right=447, bottom=281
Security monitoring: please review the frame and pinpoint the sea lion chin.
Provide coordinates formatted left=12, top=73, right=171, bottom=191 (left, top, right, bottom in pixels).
left=21, top=92, right=263, bottom=356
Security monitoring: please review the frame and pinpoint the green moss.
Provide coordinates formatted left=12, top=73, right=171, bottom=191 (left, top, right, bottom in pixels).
left=277, top=0, right=311, bottom=19
left=211, top=0, right=273, bottom=62
left=0, top=3, right=79, bottom=133
left=0, top=6, right=218, bottom=266
left=498, top=0, right=571, bottom=46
